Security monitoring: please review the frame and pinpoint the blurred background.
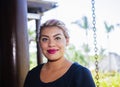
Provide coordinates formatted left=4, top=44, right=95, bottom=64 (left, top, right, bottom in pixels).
left=28, top=0, right=120, bottom=87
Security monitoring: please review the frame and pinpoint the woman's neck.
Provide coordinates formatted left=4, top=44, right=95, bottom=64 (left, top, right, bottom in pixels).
left=44, top=58, right=72, bottom=71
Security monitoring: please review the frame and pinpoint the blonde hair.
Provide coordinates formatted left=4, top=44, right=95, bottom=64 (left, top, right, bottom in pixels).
left=39, top=19, right=70, bottom=39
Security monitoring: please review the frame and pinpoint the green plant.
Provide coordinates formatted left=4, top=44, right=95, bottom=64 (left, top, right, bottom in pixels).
left=92, top=71, right=120, bottom=87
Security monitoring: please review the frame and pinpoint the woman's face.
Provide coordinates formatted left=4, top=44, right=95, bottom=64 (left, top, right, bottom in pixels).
left=40, top=26, right=69, bottom=62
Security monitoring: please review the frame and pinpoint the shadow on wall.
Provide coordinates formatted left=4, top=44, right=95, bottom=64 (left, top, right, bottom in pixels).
left=99, top=52, right=120, bottom=72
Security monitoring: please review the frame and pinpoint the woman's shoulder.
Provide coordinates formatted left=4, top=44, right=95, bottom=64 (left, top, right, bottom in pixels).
left=28, top=63, right=44, bottom=74
left=71, top=62, right=96, bottom=87
left=71, top=62, right=92, bottom=75
left=72, top=62, right=89, bottom=70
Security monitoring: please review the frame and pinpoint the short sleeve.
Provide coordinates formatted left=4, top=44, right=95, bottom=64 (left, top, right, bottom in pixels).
left=73, top=64, right=96, bottom=87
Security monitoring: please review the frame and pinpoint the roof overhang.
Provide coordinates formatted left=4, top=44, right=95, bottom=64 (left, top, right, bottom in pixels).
left=27, top=0, right=58, bottom=13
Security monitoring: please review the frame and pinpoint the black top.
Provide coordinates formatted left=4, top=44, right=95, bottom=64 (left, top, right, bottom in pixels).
left=24, top=62, right=96, bottom=87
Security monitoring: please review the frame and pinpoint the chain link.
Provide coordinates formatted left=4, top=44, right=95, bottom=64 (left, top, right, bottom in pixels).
left=91, top=0, right=100, bottom=87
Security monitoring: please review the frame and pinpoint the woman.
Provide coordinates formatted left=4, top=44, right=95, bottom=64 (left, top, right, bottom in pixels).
left=24, top=19, right=96, bottom=87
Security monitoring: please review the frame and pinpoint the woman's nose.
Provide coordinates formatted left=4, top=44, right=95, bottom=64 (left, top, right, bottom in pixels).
left=48, top=39, right=55, bottom=47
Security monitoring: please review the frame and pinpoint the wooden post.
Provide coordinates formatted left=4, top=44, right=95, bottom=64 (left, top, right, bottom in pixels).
left=15, top=0, right=29, bottom=87
left=0, top=0, right=29, bottom=87
left=0, top=0, right=17, bottom=87
left=36, top=19, right=43, bottom=64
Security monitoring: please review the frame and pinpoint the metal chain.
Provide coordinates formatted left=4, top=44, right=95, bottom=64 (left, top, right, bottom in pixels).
left=91, top=0, right=100, bottom=87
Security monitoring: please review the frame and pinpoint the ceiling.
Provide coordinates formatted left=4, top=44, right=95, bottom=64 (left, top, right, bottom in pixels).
left=27, top=0, right=58, bottom=13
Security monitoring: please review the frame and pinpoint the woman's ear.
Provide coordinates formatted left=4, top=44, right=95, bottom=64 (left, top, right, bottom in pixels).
left=66, top=38, right=69, bottom=46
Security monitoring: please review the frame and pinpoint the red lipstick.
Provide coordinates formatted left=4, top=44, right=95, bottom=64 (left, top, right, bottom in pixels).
left=47, top=49, right=58, bottom=54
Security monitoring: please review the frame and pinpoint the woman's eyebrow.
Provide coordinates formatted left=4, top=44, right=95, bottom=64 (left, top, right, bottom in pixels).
left=41, top=33, right=62, bottom=37
left=53, top=33, right=62, bottom=37
left=41, top=35, right=49, bottom=37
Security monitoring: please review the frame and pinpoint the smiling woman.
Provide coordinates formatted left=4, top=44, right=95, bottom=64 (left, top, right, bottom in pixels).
left=24, top=19, right=96, bottom=87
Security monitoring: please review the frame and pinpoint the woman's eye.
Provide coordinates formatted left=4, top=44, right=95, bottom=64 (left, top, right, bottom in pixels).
left=41, top=38, right=48, bottom=42
left=55, top=37, right=61, bottom=40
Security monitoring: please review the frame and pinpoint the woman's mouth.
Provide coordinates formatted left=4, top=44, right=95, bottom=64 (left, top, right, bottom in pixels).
left=47, top=49, right=58, bottom=54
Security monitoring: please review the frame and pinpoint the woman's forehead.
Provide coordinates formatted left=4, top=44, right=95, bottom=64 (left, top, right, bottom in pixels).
left=40, top=27, right=64, bottom=36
